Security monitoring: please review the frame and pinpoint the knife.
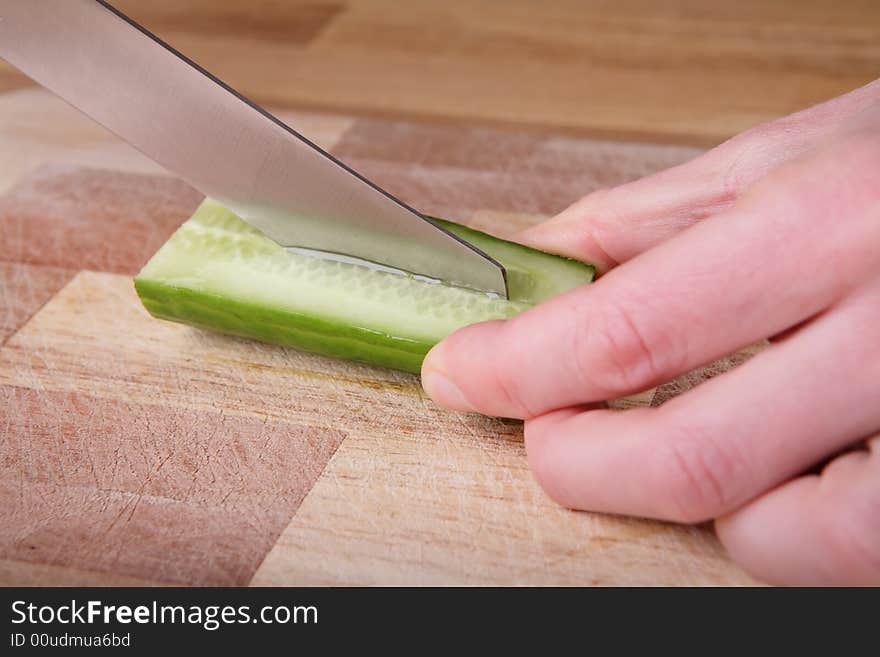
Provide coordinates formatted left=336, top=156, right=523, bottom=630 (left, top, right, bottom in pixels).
left=0, top=0, right=509, bottom=297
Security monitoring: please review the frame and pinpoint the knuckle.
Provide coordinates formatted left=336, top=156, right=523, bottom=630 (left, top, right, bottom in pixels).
left=575, top=295, right=678, bottom=397
left=710, top=133, right=766, bottom=201
left=709, top=114, right=811, bottom=193
left=768, top=130, right=880, bottom=210
left=555, top=189, right=621, bottom=269
left=651, top=423, right=742, bottom=523
left=487, top=319, right=539, bottom=418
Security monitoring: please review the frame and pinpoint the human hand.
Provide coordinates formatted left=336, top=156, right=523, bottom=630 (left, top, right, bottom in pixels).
left=421, top=79, right=880, bottom=585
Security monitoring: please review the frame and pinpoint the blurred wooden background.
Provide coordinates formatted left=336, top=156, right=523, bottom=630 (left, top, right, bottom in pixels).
left=1, top=0, right=877, bottom=145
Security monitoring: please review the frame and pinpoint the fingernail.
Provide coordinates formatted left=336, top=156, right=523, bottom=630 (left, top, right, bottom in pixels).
left=422, top=368, right=474, bottom=412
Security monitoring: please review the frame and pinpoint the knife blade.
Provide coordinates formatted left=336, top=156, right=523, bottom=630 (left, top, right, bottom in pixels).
left=0, top=0, right=509, bottom=297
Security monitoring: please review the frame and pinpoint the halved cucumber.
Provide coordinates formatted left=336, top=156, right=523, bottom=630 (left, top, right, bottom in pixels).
left=134, top=199, right=594, bottom=373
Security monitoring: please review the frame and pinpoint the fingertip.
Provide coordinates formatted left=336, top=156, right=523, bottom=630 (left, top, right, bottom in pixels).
left=515, top=219, right=616, bottom=274
left=421, top=362, right=475, bottom=413
left=713, top=476, right=823, bottom=585
left=524, top=409, right=581, bottom=508
left=421, top=321, right=505, bottom=413
left=524, top=406, right=608, bottom=509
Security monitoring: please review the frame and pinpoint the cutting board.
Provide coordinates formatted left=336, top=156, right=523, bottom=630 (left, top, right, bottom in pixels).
left=0, top=89, right=761, bottom=585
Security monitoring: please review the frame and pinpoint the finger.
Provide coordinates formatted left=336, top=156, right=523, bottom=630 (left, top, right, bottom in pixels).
left=521, top=284, right=880, bottom=524
left=518, top=78, right=880, bottom=272
left=516, top=162, right=733, bottom=273
left=716, top=437, right=880, bottom=585
left=422, top=135, right=880, bottom=418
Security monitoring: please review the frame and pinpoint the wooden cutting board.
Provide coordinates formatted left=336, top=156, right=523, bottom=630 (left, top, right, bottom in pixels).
left=0, top=89, right=761, bottom=585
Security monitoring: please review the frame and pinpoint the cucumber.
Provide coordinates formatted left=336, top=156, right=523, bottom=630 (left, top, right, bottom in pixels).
left=134, top=199, right=594, bottom=373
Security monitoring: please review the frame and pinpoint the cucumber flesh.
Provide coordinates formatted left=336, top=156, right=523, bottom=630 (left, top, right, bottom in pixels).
left=135, top=199, right=594, bottom=373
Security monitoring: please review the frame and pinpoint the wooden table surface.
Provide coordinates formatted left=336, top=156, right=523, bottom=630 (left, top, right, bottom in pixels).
left=0, top=1, right=875, bottom=586
left=1, top=1, right=877, bottom=145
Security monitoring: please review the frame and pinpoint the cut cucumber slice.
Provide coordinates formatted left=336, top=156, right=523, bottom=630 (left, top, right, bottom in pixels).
left=135, top=199, right=594, bottom=373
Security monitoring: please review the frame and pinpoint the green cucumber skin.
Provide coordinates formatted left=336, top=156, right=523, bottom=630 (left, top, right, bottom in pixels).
left=135, top=278, right=431, bottom=373
left=135, top=202, right=594, bottom=374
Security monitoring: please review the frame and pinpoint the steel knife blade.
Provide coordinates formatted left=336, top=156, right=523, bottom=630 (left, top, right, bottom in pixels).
left=0, top=0, right=508, bottom=297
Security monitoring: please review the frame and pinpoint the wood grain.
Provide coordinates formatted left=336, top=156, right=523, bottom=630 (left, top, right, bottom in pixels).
left=0, top=269, right=352, bottom=587
left=2, top=0, right=875, bottom=144
left=0, top=164, right=203, bottom=273
left=252, top=423, right=752, bottom=586
left=0, top=262, right=73, bottom=345
left=0, top=89, right=769, bottom=585
left=0, top=559, right=174, bottom=587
